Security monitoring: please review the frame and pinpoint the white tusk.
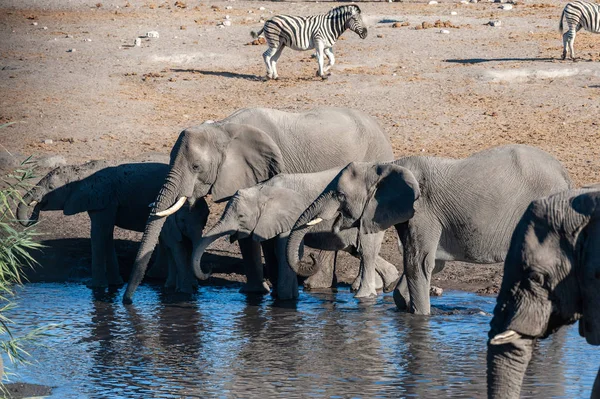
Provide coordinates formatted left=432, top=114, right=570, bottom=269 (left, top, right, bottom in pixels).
left=490, top=329, right=522, bottom=345
left=153, top=196, right=187, bottom=217
left=28, top=200, right=38, bottom=207
left=306, top=217, right=323, bottom=226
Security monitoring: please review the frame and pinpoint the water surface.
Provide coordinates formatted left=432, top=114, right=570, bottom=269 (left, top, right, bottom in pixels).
left=6, top=283, right=598, bottom=398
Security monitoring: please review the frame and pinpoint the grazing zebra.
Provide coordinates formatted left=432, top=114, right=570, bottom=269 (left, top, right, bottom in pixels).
left=559, top=0, right=600, bottom=60
left=250, top=5, right=368, bottom=80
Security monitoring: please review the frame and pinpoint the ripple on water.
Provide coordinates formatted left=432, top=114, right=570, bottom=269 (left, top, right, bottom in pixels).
left=5, top=283, right=598, bottom=398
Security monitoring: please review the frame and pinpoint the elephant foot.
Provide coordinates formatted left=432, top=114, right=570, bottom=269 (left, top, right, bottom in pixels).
left=108, top=276, right=124, bottom=287
left=384, top=276, right=401, bottom=293
left=354, top=285, right=378, bottom=298
left=304, top=274, right=334, bottom=290
left=240, top=280, right=270, bottom=295
left=351, top=274, right=384, bottom=293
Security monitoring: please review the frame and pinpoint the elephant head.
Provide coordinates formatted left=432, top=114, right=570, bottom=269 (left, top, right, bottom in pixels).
left=191, top=185, right=310, bottom=280
left=123, top=123, right=284, bottom=303
left=17, top=161, right=111, bottom=226
left=487, top=187, right=600, bottom=398
left=286, top=161, right=419, bottom=275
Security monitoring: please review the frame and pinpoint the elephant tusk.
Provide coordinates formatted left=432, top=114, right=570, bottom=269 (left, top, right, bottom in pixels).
left=28, top=200, right=38, bottom=207
left=490, top=329, right=522, bottom=345
left=153, top=196, right=187, bottom=217
left=306, top=217, right=323, bottom=226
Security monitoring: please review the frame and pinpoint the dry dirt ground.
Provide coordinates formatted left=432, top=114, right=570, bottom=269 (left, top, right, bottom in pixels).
left=0, top=0, right=598, bottom=296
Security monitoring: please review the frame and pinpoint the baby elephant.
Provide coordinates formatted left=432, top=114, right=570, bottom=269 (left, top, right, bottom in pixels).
left=17, top=160, right=208, bottom=289
left=192, top=167, right=415, bottom=300
left=487, top=185, right=600, bottom=399
left=289, top=145, right=571, bottom=315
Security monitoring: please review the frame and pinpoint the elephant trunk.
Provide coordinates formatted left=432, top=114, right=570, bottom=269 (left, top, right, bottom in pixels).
left=17, top=190, right=42, bottom=227
left=123, top=171, right=182, bottom=304
left=287, top=191, right=337, bottom=277
left=487, top=335, right=534, bottom=398
left=192, top=218, right=237, bottom=280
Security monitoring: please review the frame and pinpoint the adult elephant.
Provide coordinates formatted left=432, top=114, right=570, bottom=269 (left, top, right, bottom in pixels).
left=122, top=107, right=394, bottom=304
left=487, top=185, right=600, bottom=399
left=16, top=159, right=208, bottom=290
left=287, top=145, right=571, bottom=315
left=190, top=167, right=415, bottom=300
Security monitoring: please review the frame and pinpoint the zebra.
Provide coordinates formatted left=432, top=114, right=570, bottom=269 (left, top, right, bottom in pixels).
left=250, top=5, right=368, bottom=80
left=559, top=0, right=600, bottom=60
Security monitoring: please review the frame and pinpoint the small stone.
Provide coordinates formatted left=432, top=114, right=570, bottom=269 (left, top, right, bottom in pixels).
left=392, top=21, right=410, bottom=28
left=225, top=5, right=232, bottom=9
left=83, top=38, right=92, bottom=42
left=43, top=26, right=48, bottom=30
left=430, top=286, right=443, bottom=296
left=248, top=10, right=253, bottom=13
left=470, top=0, right=477, bottom=3
left=146, top=31, right=159, bottom=38
left=180, top=25, right=186, bottom=30
left=451, top=11, right=458, bottom=15
left=440, top=29, right=450, bottom=34
left=204, top=120, right=215, bottom=124
left=32, top=22, right=38, bottom=26
left=392, top=73, right=397, bottom=76
left=428, top=0, right=438, bottom=4
left=67, top=48, right=76, bottom=52
left=42, top=139, right=53, bottom=145
left=222, top=20, right=232, bottom=26
left=225, top=15, right=230, bottom=19
left=259, top=6, right=265, bottom=10
left=460, top=0, right=468, bottom=3
left=488, top=20, right=502, bottom=27
left=501, top=4, right=513, bottom=9
left=377, top=34, right=384, bottom=38
left=135, top=37, right=141, bottom=46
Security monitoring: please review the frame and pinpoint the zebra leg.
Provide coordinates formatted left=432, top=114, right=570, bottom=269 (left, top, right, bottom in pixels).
left=262, top=47, right=277, bottom=79
left=315, top=42, right=327, bottom=79
left=568, top=27, right=578, bottom=61
left=324, top=47, right=335, bottom=74
left=270, top=45, right=285, bottom=80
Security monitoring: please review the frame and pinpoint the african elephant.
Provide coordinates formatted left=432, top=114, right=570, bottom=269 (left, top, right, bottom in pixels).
left=16, top=160, right=208, bottom=289
left=191, top=167, right=404, bottom=300
left=288, top=145, right=571, bottom=315
left=487, top=185, right=600, bottom=399
left=123, top=107, right=394, bottom=304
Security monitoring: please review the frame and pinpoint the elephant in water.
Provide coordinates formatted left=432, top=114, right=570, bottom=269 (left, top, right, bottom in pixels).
left=16, top=160, right=208, bottom=290
left=123, top=107, right=394, bottom=304
left=487, top=185, right=600, bottom=399
left=288, top=145, right=571, bottom=315
left=191, top=167, right=414, bottom=300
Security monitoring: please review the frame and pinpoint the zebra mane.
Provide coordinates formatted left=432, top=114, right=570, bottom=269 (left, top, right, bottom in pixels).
left=328, top=4, right=361, bottom=17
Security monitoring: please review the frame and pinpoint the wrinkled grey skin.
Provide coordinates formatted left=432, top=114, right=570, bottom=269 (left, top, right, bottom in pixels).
left=290, top=145, right=571, bottom=315
left=287, top=162, right=420, bottom=297
left=17, top=159, right=209, bottom=290
left=192, top=168, right=401, bottom=300
left=123, top=107, right=394, bottom=304
left=157, top=201, right=209, bottom=294
left=487, top=185, right=600, bottom=399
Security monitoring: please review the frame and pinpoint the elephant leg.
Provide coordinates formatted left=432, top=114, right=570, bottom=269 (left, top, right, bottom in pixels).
left=303, top=250, right=336, bottom=290
left=239, top=238, right=269, bottom=294
left=164, top=245, right=176, bottom=290
left=88, top=211, right=115, bottom=288
left=147, top=242, right=169, bottom=280
left=261, top=239, right=279, bottom=297
left=351, top=268, right=384, bottom=292
left=275, top=232, right=299, bottom=300
left=593, top=367, right=600, bottom=399
left=106, top=234, right=124, bottom=286
left=396, top=222, right=441, bottom=315
left=393, top=273, right=410, bottom=311
left=172, top=241, right=195, bottom=294
left=354, top=233, right=383, bottom=298
left=375, top=255, right=400, bottom=293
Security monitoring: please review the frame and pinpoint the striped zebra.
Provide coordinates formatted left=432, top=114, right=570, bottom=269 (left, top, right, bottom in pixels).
left=559, top=0, right=600, bottom=60
left=250, top=5, right=368, bottom=80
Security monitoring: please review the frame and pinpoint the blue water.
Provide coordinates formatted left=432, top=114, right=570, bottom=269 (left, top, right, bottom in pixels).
left=4, top=284, right=598, bottom=398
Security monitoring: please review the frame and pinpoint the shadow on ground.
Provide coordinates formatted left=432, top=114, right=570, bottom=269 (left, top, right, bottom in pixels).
left=170, top=69, right=262, bottom=81
left=445, top=57, right=556, bottom=64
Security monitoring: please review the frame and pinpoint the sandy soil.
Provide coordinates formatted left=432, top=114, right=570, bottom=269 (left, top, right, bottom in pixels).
left=0, top=0, right=598, bottom=295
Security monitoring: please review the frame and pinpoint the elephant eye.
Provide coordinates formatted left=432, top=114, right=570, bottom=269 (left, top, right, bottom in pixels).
left=192, top=164, right=201, bottom=172
left=529, top=272, right=546, bottom=287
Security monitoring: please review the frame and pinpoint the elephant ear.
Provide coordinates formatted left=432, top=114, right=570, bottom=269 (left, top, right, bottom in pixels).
left=211, top=124, right=284, bottom=202
left=572, top=190, right=600, bottom=219
left=360, top=164, right=419, bottom=234
left=64, top=170, right=116, bottom=215
left=252, top=186, right=309, bottom=242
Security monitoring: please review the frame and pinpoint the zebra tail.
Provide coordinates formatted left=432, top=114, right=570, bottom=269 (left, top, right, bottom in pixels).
left=251, top=28, right=264, bottom=39
left=558, top=8, right=565, bottom=32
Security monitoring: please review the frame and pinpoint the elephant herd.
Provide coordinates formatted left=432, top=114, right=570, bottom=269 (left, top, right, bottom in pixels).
left=16, top=107, right=600, bottom=398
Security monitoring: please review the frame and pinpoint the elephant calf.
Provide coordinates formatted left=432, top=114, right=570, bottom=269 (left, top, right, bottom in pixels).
left=289, top=145, right=571, bottom=314
left=191, top=167, right=407, bottom=300
left=17, top=160, right=208, bottom=290
left=487, top=185, right=600, bottom=399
